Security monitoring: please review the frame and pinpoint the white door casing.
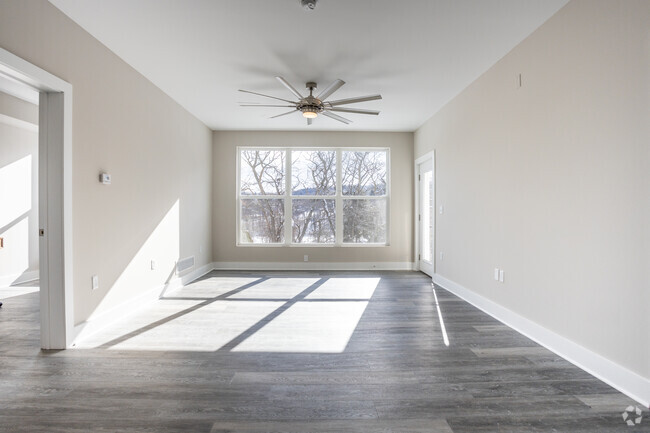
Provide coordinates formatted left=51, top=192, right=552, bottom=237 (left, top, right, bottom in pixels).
left=414, top=151, right=434, bottom=277
left=0, top=47, right=74, bottom=349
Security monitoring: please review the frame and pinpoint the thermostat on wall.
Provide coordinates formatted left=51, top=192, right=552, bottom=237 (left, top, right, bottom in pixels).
left=99, top=172, right=111, bottom=184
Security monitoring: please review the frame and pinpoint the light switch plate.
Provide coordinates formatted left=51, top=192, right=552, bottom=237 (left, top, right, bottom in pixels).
left=91, top=275, right=99, bottom=290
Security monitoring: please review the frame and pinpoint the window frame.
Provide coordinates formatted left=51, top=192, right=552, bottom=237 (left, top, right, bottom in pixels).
left=236, top=146, right=390, bottom=247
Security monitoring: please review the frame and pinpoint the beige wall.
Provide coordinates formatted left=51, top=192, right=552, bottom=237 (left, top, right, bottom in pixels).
left=415, top=0, right=649, bottom=378
left=0, top=1, right=213, bottom=324
left=213, top=131, right=414, bottom=266
left=0, top=92, right=39, bottom=285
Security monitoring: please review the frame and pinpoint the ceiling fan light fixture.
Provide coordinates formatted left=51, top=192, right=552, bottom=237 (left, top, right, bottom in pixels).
left=239, top=77, right=381, bottom=125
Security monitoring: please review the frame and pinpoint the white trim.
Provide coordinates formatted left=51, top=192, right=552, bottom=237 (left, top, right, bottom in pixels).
left=0, top=270, right=39, bottom=288
left=433, top=273, right=650, bottom=408
left=0, top=112, right=38, bottom=132
left=72, top=262, right=214, bottom=346
left=0, top=47, right=74, bottom=349
left=212, top=261, right=414, bottom=271
left=414, top=151, right=435, bottom=274
left=0, top=70, right=40, bottom=104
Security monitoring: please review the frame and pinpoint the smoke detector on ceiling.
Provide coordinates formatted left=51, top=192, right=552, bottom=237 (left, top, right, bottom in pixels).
left=301, top=0, right=318, bottom=11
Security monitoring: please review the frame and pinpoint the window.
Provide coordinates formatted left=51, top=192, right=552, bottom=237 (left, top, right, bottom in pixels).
left=238, top=148, right=389, bottom=246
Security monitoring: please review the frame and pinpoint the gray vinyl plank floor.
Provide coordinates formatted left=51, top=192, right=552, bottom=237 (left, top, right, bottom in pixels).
left=0, top=271, right=647, bottom=432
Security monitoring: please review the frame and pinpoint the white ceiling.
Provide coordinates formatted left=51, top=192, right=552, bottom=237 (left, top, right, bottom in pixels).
left=49, top=0, right=568, bottom=132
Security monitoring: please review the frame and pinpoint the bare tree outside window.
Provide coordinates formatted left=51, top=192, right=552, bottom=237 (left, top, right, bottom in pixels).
left=342, top=151, right=386, bottom=196
left=240, top=150, right=285, bottom=243
left=342, top=151, right=388, bottom=244
left=343, top=199, right=387, bottom=243
left=238, top=148, right=388, bottom=245
left=291, top=151, right=337, bottom=244
left=241, top=199, right=285, bottom=243
left=292, top=150, right=336, bottom=196
left=292, top=199, right=336, bottom=243
left=240, top=150, right=285, bottom=196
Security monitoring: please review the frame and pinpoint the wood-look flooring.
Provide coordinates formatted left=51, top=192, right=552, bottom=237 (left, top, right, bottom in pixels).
left=0, top=271, right=646, bottom=432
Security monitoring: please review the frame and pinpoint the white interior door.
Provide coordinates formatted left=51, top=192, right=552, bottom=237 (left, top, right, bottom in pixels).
left=418, top=160, right=434, bottom=276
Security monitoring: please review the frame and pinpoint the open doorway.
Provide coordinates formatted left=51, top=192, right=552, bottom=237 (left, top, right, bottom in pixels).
left=0, top=48, right=74, bottom=349
left=415, top=152, right=434, bottom=277
left=0, top=80, right=40, bottom=311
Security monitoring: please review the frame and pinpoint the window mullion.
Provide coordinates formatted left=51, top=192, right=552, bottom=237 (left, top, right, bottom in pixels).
left=284, top=148, right=292, bottom=245
left=336, top=149, right=343, bottom=246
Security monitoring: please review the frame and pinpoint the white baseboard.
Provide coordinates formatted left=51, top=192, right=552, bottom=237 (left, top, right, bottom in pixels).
left=433, top=273, right=650, bottom=408
left=0, top=269, right=39, bottom=288
left=211, top=261, right=414, bottom=271
left=71, top=263, right=214, bottom=345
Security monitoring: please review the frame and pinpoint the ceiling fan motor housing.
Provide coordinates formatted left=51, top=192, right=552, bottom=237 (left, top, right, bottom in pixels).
left=301, top=0, right=318, bottom=11
left=300, top=104, right=323, bottom=115
left=300, top=82, right=323, bottom=114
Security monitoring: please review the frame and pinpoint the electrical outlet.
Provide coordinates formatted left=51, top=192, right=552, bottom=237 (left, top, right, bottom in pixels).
left=499, top=269, right=505, bottom=283
left=439, top=205, right=444, bottom=215
left=151, top=260, right=156, bottom=270
left=91, top=275, right=99, bottom=291
left=304, top=255, right=309, bottom=262
left=439, top=251, right=444, bottom=261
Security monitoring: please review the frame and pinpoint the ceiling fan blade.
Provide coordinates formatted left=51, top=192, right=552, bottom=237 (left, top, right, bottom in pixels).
left=276, top=76, right=304, bottom=100
left=321, top=111, right=352, bottom=124
left=239, top=104, right=296, bottom=107
left=317, top=79, right=345, bottom=101
left=270, top=110, right=298, bottom=119
left=325, top=94, right=382, bottom=107
left=307, top=118, right=313, bottom=126
left=327, top=107, right=380, bottom=115
left=238, top=89, right=296, bottom=104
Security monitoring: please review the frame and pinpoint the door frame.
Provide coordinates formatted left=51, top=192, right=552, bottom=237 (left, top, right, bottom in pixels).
left=0, top=47, right=74, bottom=349
left=414, top=151, right=435, bottom=275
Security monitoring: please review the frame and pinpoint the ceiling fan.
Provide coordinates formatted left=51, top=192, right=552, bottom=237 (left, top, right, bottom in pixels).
left=239, top=77, right=382, bottom=125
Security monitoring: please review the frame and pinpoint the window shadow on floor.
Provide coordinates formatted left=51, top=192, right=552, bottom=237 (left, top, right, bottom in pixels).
left=75, top=273, right=383, bottom=353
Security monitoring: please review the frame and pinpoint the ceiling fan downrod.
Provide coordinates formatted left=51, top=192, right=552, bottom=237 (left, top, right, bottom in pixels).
left=300, top=82, right=322, bottom=118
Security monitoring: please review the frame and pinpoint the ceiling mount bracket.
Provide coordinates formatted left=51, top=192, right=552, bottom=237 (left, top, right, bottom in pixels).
left=301, top=0, right=318, bottom=11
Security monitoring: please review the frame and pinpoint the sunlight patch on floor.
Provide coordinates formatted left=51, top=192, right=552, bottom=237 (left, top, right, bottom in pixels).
left=305, top=277, right=379, bottom=299
left=227, top=277, right=319, bottom=300
left=75, top=299, right=203, bottom=348
left=108, top=300, right=283, bottom=351
left=74, top=276, right=378, bottom=353
left=0, top=284, right=39, bottom=299
left=164, top=277, right=261, bottom=299
left=232, top=301, right=369, bottom=353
